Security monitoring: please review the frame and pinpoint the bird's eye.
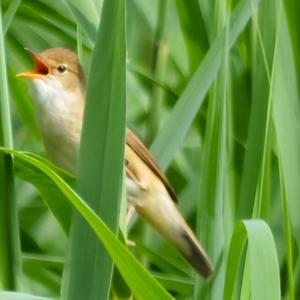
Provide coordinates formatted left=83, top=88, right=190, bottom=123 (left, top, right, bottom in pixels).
left=57, top=65, right=67, bottom=73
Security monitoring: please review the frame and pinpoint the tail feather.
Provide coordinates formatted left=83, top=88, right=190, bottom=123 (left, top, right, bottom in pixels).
left=180, top=231, right=213, bottom=278
left=136, top=200, right=213, bottom=278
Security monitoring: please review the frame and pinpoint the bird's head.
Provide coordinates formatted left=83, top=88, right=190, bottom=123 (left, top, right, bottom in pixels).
left=17, top=47, right=85, bottom=105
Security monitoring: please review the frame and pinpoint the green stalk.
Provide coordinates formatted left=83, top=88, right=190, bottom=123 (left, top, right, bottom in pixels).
left=61, top=1, right=126, bottom=299
left=76, top=24, right=83, bottom=64
left=145, top=0, right=168, bottom=145
left=0, top=1, right=21, bottom=290
left=238, top=0, right=277, bottom=218
left=245, top=0, right=279, bottom=219
left=279, top=163, right=294, bottom=300
left=195, top=1, right=229, bottom=299
left=3, top=0, right=21, bottom=35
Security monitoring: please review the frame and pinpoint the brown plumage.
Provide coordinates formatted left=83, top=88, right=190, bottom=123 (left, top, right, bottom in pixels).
left=17, top=47, right=213, bottom=277
left=126, top=129, right=178, bottom=203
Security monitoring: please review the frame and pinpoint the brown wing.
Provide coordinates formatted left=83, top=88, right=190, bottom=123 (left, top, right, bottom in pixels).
left=126, top=129, right=178, bottom=203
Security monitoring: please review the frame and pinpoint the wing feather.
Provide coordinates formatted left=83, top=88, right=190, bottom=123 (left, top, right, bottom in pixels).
left=126, top=129, right=178, bottom=203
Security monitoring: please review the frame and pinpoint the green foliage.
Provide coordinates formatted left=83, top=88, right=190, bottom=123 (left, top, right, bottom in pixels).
left=0, top=148, right=173, bottom=300
left=0, top=1, right=21, bottom=291
left=0, top=0, right=299, bottom=299
left=62, top=1, right=127, bottom=299
left=224, top=220, right=280, bottom=300
left=0, top=291, right=52, bottom=300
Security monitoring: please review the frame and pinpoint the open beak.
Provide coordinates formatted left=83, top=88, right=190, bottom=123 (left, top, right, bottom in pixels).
left=16, top=48, right=50, bottom=79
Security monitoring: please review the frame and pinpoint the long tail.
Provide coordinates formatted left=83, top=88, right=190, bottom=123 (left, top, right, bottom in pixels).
left=135, top=198, right=213, bottom=278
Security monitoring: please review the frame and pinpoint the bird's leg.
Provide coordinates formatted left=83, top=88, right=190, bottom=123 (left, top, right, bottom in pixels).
left=125, top=159, right=148, bottom=207
left=126, top=204, right=136, bottom=226
left=125, top=204, right=137, bottom=247
left=125, top=161, right=148, bottom=247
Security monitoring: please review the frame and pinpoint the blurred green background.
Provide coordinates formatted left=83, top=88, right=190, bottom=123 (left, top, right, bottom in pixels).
left=0, top=0, right=300, bottom=299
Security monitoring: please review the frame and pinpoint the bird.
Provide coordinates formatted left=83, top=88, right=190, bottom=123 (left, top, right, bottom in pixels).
left=17, top=47, right=213, bottom=278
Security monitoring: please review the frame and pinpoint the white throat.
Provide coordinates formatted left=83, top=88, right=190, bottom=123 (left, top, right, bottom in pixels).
left=30, top=76, right=75, bottom=109
left=29, top=76, right=82, bottom=173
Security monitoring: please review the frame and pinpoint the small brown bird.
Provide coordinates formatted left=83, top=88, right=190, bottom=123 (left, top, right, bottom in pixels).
left=17, top=47, right=213, bottom=277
